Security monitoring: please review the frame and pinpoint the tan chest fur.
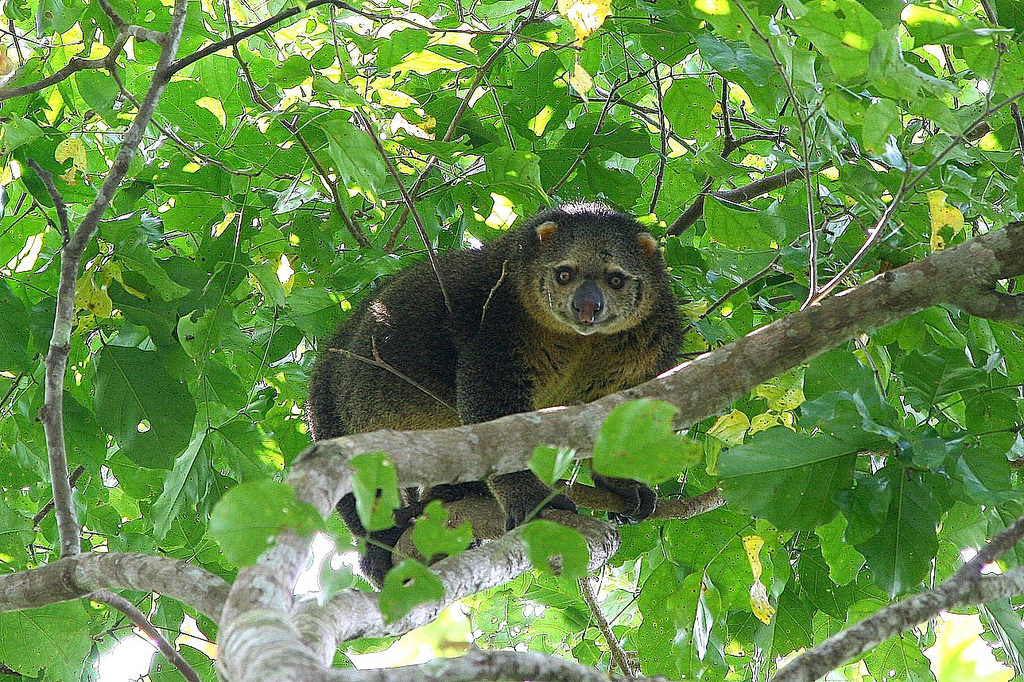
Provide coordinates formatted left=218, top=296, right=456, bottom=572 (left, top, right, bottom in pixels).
left=524, top=327, right=659, bottom=409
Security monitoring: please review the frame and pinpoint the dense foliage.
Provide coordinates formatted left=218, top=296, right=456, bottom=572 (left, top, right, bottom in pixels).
left=1, top=0, right=1024, bottom=679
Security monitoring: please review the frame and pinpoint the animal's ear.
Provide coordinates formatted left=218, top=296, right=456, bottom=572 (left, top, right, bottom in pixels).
left=636, top=232, right=658, bottom=258
left=536, top=220, right=559, bottom=242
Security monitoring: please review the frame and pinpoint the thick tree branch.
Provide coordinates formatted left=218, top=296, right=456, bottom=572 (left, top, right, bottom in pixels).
left=293, top=222, right=1024, bottom=502
left=325, top=648, right=661, bottom=681
left=0, top=552, right=229, bottom=621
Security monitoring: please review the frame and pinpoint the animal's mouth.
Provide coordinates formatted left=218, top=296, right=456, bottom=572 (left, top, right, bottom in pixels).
left=559, top=312, right=618, bottom=335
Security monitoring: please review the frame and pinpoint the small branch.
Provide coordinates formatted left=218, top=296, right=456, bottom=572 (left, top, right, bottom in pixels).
left=480, top=259, right=509, bottom=327
left=90, top=590, right=201, bottom=682
left=732, top=0, right=819, bottom=306
left=1011, top=102, right=1024, bottom=162
left=667, top=167, right=808, bottom=236
left=549, top=78, right=623, bottom=196
left=771, top=510, right=1024, bottom=682
left=297, top=509, right=619, bottom=658
left=355, top=111, right=452, bottom=312
left=226, top=5, right=370, bottom=248
left=579, top=574, right=638, bottom=676
left=384, top=0, right=542, bottom=251
left=39, top=0, right=189, bottom=559
left=0, top=55, right=107, bottom=101
left=648, top=68, right=669, bottom=213
left=696, top=254, right=782, bottom=325
left=562, top=484, right=726, bottom=521
left=23, top=159, right=69, bottom=243
left=810, top=85, right=1024, bottom=305
left=32, top=465, right=85, bottom=526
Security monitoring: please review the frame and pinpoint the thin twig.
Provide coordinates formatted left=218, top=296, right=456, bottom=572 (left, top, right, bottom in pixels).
left=667, top=167, right=808, bottom=235
left=549, top=78, right=623, bottom=195
left=733, top=0, right=820, bottom=307
left=90, top=590, right=201, bottom=682
left=355, top=111, right=452, bottom=313
left=1011, top=103, right=1024, bottom=162
left=327, top=345, right=455, bottom=412
left=225, top=4, right=370, bottom=248
left=578, top=574, right=638, bottom=676
left=23, top=159, right=70, bottom=243
left=384, top=0, right=542, bottom=251
left=32, top=466, right=85, bottom=526
left=480, top=260, right=508, bottom=328
left=648, top=68, right=669, bottom=214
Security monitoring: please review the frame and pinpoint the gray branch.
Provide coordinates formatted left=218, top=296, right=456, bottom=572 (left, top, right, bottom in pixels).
left=0, top=552, right=229, bottom=621
left=39, top=0, right=189, bottom=559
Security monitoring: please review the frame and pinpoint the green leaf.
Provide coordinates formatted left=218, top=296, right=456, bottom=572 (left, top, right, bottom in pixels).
left=593, top=399, right=699, bottom=486
left=318, top=117, right=386, bottom=198
left=151, top=431, right=208, bottom=541
left=901, top=349, right=987, bottom=410
left=93, top=346, right=197, bottom=468
left=862, top=98, right=900, bottom=154
left=718, top=428, right=856, bottom=529
left=115, top=228, right=191, bottom=302
left=411, top=500, right=473, bottom=562
left=855, top=468, right=939, bottom=596
left=704, top=197, right=772, bottom=249
left=0, top=279, right=32, bottom=372
left=786, top=0, right=882, bottom=81
left=379, top=560, right=445, bottom=622
left=529, top=445, right=576, bottom=485
left=902, top=4, right=1002, bottom=47
left=815, top=514, right=866, bottom=585
left=663, top=78, right=718, bottom=141
left=862, top=634, right=933, bottom=681
left=350, top=452, right=402, bottom=532
left=0, top=602, right=92, bottom=679
left=210, top=480, right=323, bottom=565
left=519, top=519, right=590, bottom=579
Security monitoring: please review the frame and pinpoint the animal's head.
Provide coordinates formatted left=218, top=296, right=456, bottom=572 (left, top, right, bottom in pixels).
left=519, top=202, right=665, bottom=336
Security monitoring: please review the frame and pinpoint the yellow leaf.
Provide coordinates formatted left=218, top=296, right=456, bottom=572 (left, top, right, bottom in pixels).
left=196, top=97, right=226, bottom=128
left=376, top=89, right=416, bottom=108
left=928, top=190, right=964, bottom=252
left=0, top=46, right=14, bottom=76
left=55, top=138, right=87, bottom=184
left=75, top=273, right=113, bottom=318
left=743, top=535, right=775, bottom=624
left=392, top=51, right=469, bottom=75
left=557, top=0, right=612, bottom=44
left=568, top=61, right=593, bottom=100
left=708, top=410, right=749, bottom=446
left=750, top=412, right=781, bottom=434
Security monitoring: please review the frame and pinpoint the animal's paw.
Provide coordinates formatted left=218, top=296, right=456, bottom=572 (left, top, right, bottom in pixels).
left=592, top=474, right=656, bottom=524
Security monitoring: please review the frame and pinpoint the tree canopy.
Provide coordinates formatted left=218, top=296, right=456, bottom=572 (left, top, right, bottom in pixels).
left=2, top=0, right=1024, bottom=680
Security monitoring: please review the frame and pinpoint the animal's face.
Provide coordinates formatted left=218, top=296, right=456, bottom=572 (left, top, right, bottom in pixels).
left=528, top=215, right=660, bottom=336
left=537, top=249, right=648, bottom=335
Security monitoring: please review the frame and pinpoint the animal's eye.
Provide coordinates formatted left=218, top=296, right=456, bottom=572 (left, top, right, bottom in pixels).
left=555, top=266, right=575, bottom=284
left=607, top=273, right=625, bottom=289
